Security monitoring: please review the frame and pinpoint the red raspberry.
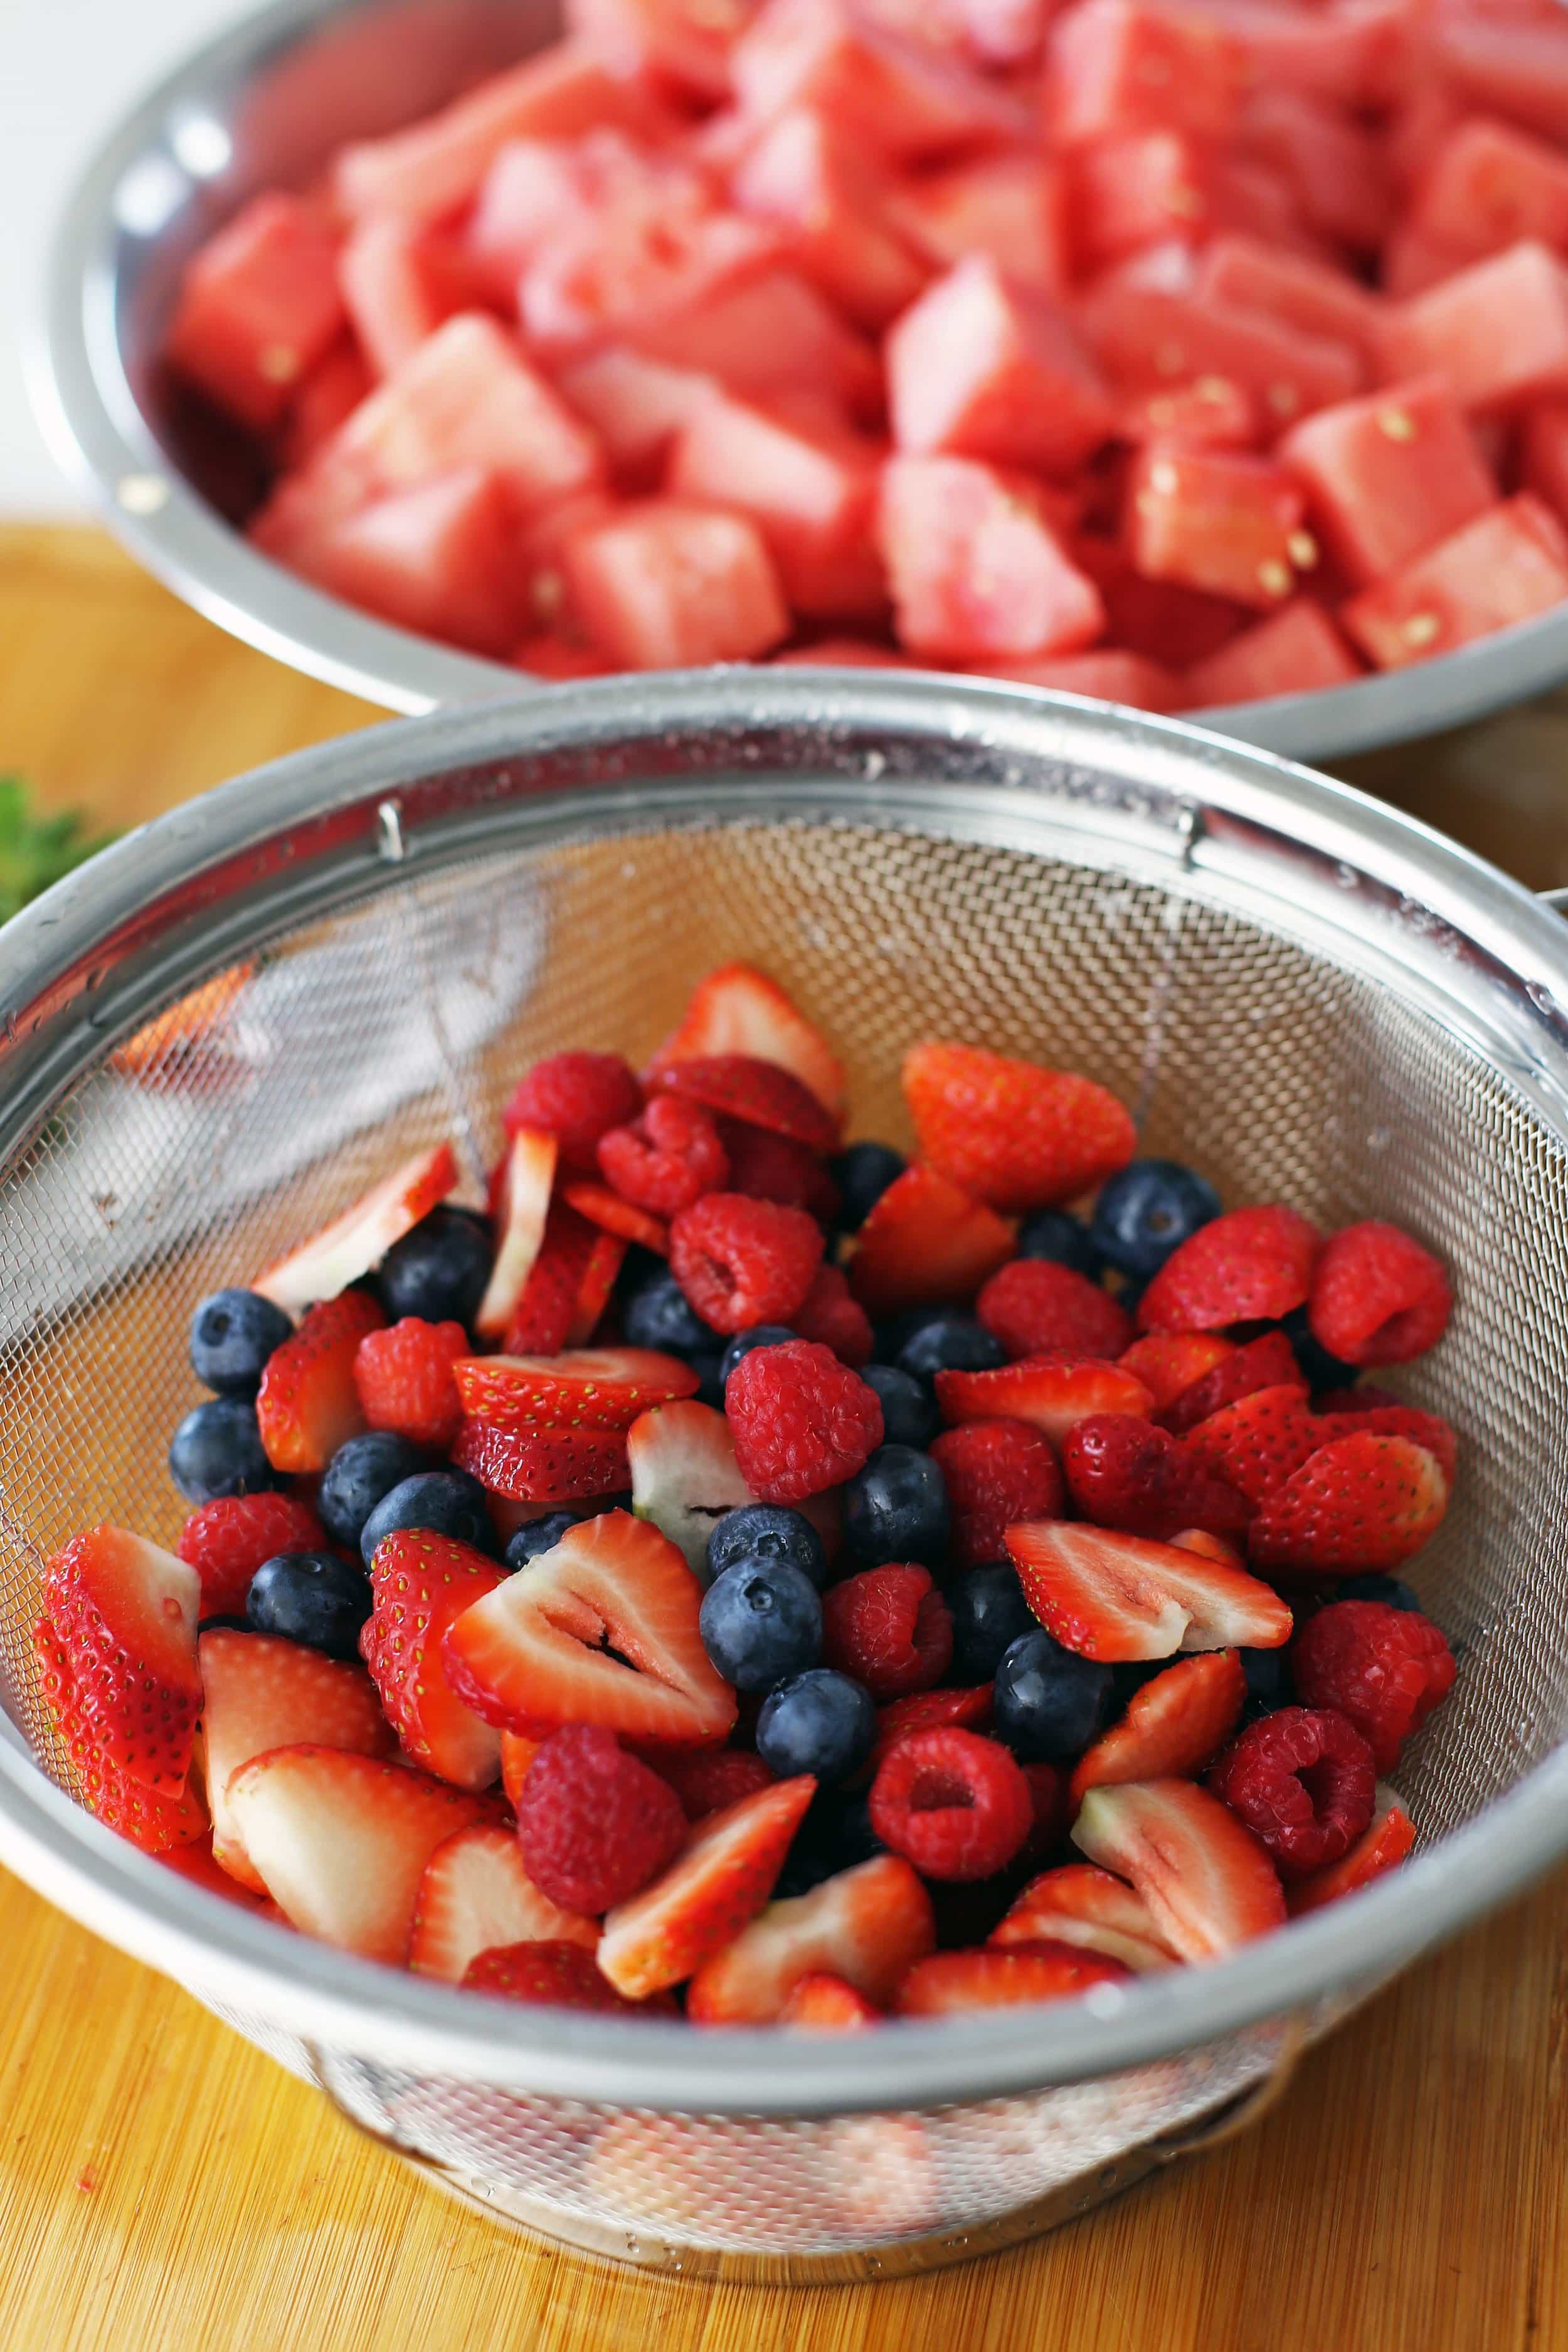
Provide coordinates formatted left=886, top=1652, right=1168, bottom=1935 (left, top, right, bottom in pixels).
left=726, top=1338, right=884, bottom=1502
left=821, top=1564, right=953, bottom=1701
left=1291, top=1599, right=1456, bottom=1772
left=503, top=1051, right=642, bottom=1173
left=1207, top=1705, right=1377, bottom=1880
left=930, top=1419, right=1064, bottom=1568
left=462, top=1940, right=644, bottom=2010
left=353, top=1318, right=468, bottom=1448
left=640, top=1747, right=776, bottom=1820
left=1061, top=1412, right=1251, bottom=1541
left=718, top=1120, right=839, bottom=1224
left=177, top=1491, right=326, bottom=1616
left=869, top=1684, right=993, bottom=1772
left=1307, top=1221, right=1453, bottom=1367
left=669, top=1192, right=824, bottom=1333
left=597, top=1094, right=729, bottom=1217
left=869, top=1727, right=1033, bottom=1881
left=977, top=1259, right=1132, bottom=1362
left=515, top=1724, right=686, bottom=1914
left=792, top=1263, right=874, bottom=1367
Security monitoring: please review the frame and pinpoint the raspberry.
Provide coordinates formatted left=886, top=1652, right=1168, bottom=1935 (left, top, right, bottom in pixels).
left=977, top=1259, right=1132, bottom=1362
left=516, top=1724, right=687, bottom=1914
left=503, top=1051, right=643, bottom=1173
left=177, top=1491, right=327, bottom=1616
left=1291, top=1599, right=1456, bottom=1772
left=669, top=1192, right=824, bottom=1334
left=597, top=1095, right=729, bottom=1217
left=352, top=1318, right=468, bottom=1447
left=1207, top=1705, right=1377, bottom=1880
left=726, top=1339, right=884, bottom=1502
left=641, top=1747, right=776, bottom=1820
left=1307, top=1221, right=1453, bottom=1367
left=462, top=1940, right=644, bottom=2010
left=792, top=1263, right=874, bottom=1367
left=869, top=1727, right=1033, bottom=1881
left=718, top=1120, right=839, bottom=1224
left=821, top=1565, right=953, bottom=1701
left=929, top=1419, right=1064, bottom=1568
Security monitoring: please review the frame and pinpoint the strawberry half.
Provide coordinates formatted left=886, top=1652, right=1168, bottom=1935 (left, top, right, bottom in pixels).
left=442, top=1510, right=738, bottom=1746
left=159, top=1835, right=270, bottom=1909
left=1005, top=1520, right=1293, bottom=1660
left=409, top=1822, right=599, bottom=1981
left=1067, top=1650, right=1246, bottom=1808
left=559, top=1179, right=671, bottom=1256
left=597, top=1774, right=817, bottom=1998
left=1285, top=1784, right=1416, bottom=1915
left=685, top=1852, right=936, bottom=2023
left=361, top=1530, right=509, bottom=1788
left=567, top=1229, right=628, bottom=1343
left=453, top=1348, right=699, bottom=1433
left=989, top=1863, right=1177, bottom=1972
left=654, top=1054, right=840, bottom=1153
left=779, top=1971, right=882, bottom=2029
left=198, top=1627, right=395, bottom=1888
left=34, top=1615, right=208, bottom=1854
left=451, top=1419, right=631, bottom=1500
left=500, top=1730, right=543, bottom=1811
left=1311, top=1402, right=1457, bottom=1490
left=1179, top=1384, right=1326, bottom=1504
left=502, top=1197, right=600, bottom=1354
left=649, top=963, right=847, bottom=1121
left=867, top=1684, right=993, bottom=1773
left=1118, top=1332, right=1236, bottom=1412
left=895, top=1941, right=1131, bottom=2014
left=45, top=1527, right=203, bottom=1794
left=253, top=1142, right=457, bottom=1316
left=474, top=1128, right=558, bottom=1342
left=902, top=1041, right=1136, bottom=1214
left=1157, top=1329, right=1306, bottom=1434
left=1062, top=1412, right=1251, bottom=1540
left=1136, top=1205, right=1322, bottom=1335
left=936, top=1352, right=1153, bottom=1449
left=463, top=1941, right=654, bottom=2009
left=1073, top=1778, right=1286, bottom=1959
left=1247, top=1433, right=1449, bottom=1576
left=255, top=1289, right=384, bottom=1475
left=847, top=1163, right=1015, bottom=1314
left=627, top=1397, right=754, bottom=1575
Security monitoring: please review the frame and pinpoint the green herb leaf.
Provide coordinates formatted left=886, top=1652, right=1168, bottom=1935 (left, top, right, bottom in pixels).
left=0, top=778, right=115, bottom=926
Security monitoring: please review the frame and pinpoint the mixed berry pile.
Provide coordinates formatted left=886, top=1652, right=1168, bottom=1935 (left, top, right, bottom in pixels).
left=36, top=962, right=1458, bottom=2023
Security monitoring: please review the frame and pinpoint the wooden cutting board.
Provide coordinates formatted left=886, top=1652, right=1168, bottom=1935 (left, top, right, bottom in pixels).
left=3, top=521, right=1567, bottom=2352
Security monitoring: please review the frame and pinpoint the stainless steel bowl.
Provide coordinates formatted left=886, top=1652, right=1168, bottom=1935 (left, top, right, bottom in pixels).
left=34, top=0, right=1568, bottom=760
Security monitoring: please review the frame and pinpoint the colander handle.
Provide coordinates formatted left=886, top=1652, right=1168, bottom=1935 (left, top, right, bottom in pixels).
left=1541, top=888, right=1568, bottom=916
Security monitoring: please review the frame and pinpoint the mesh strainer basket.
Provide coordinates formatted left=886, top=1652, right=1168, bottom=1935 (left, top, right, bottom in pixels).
left=4, top=670, right=1568, bottom=2284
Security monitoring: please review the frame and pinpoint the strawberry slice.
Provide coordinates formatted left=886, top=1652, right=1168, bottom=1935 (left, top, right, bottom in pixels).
left=464, top=1941, right=658, bottom=2009
left=936, top=1352, right=1153, bottom=1448
left=989, top=1863, right=1177, bottom=1972
left=847, top=1163, right=1015, bottom=1314
left=779, top=1972, right=882, bottom=2030
left=34, top=1615, right=208, bottom=1854
left=1005, top=1520, right=1293, bottom=1660
left=867, top=1684, right=993, bottom=1773
left=1247, top=1433, right=1448, bottom=1575
left=902, top=1041, right=1136, bottom=1214
left=502, top=1196, right=599, bottom=1353
left=1062, top=1412, right=1252, bottom=1540
left=453, top=1347, right=699, bottom=1433
left=649, top=963, right=847, bottom=1121
left=895, top=1941, right=1131, bottom=2014
left=1311, top=1402, right=1457, bottom=1490
left=361, top=1530, right=509, bottom=1788
left=597, top=1774, right=817, bottom=1998
left=653, top=1054, right=840, bottom=1153
left=1286, top=1784, right=1416, bottom=1915
left=159, top=1836, right=270, bottom=1909
left=567, top=1229, right=628, bottom=1343
left=255, top=1289, right=385, bottom=1474
left=1118, top=1332, right=1236, bottom=1412
left=253, top=1142, right=457, bottom=1316
left=1072, top=1779, right=1286, bottom=1959
left=451, top=1419, right=631, bottom=1500
left=442, top=1510, right=738, bottom=1746
left=1067, top=1651, right=1246, bottom=1808
left=44, top=1527, right=202, bottom=1794
left=1156, top=1328, right=1306, bottom=1433
left=198, top=1628, right=395, bottom=1888
left=627, top=1397, right=755, bottom=1575
left=1136, top=1205, right=1322, bottom=1334
left=500, top=1730, right=543, bottom=1811
left=1179, top=1384, right=1325, bottom=1503
left=474, top=1128, right=559, bottom=1342
left=409, top=1822, right=599, bottom=1981
left=559, top=1179, right=671, bottom=1255
left=686, top=1852, right=936, bottom=2023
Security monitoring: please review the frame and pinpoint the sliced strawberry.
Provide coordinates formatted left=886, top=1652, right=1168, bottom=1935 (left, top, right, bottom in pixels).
left=1247, top=1433, right=1448, bottom=1576
left=1157, top=1328, right=1306, bottom=1434
left=649, top=963, right=847, bottom=1121
left=1062, top=1412, right=1251, bottom=1540
left=560, top=1179, right=671, bottom=1255
left=1170, top=1528, right=1245, bottom=1567
left=1285, top=1784, right=1416, bottom=1915
left=1118, top=1332, right=1236, bottom=1412
left=847, top=1162, right=1016, bottom=1314
left=936, top=1352, right=1153, bottom=1449
left=45, top=1527, right=202, bottom=1794
left=474, top=1128, right=559, bottom=1342
left=597, top=1775, right=817, bottom=1998
left=1136, top=1205, right=1322, bottom=1334
left=361, top=1530, right=509, bottom=1788
left=792, top=1262, right=874, bottom=1366
left=255, top=1290, right=385, bottom=1475
left=453, top=1347, right=699, bottom=1432
left=1072, top=1778, right=1286, bottom=1960
left=867, top=1684, right=993, bottom=1772
left=654, top=1054, right=840, bottom=1153
left=34, top=1615, right=208, bottom=1855
left=567, top=1229, right=628, bottom=1343
left=895, top=1941, right=1131, bottom=2014
left=500, top=1730, right=543, bottom=1811
left=1179, top=1383, right=1325, bottom=1503
left=502, top=1197, right=599, bottom=1353
left=627, top=1397, right=754, bottom=1574
left=989, top=1863, right=1177, bottom=1971
left=779, top=1971, right=882, bottom=2029
left=198, top=1628, right=395, bottom=1889
left=159, top=1835, right=269, bottom=1909
left=224, top=1745, right=497, bottom=1962
left=462, top=1941, right=653, bottom=2008
left=409, top=1822, right=599, bottom=1980
left=686, top=1852, right=936, bottom=2023
left=452, top=1419, right=631, bottom=1500
left=443, top=1510, right=738, bottom=1746
left=1068, top=1650, right=1246, bottom=1808
left=253, top=1142, right=457, bottom=1316
left=1311, top=1402, right=1457, bottom=1490
left=1005, top=1520, right=1293, bottom=1660
left=902, top=1041, right=1136, bottom=1214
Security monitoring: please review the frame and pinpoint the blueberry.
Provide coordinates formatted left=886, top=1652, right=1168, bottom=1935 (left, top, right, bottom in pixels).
left=948, top=1561, right=1037, bottom=1683
left=623, top=1264, right=718, bottom=1357
left=993, top=1628, right=1115, bottom=1761
left=376, top=1205, right=493, bottom=1327
left=719, top=1325, right=797, bottom=1388
left=756, top=1668, right=876, bottom=1784
left=773, top=1788, right=884, bottom=1897
left=168, top=1398, right=279, bottom=1505
left=843, top=1444, right=950, bottom=1567
left=895, top=1311, right=1004, bottom=1382
left=1336, top=1572, right=1422, bottom=1613
left=700, top=1560, right=822, bottom=1692
left=359, top=1468, right=495, bottom=1567
left=830, top=1142, right=906, bottom=1234
left=857, top=1364, right=938, bottom=1451
left=188, top=1288, right=293, bottom=1396
left=1090, top=1159, right=1222, bottom=1283
left=1280, top=1305, right=1359, bottom=1396
left=1241, top=1644, right=1296, bottom=1717
left=246, top=1550, right=374, bottom=1659
left=317, top=1432, right=428, bottom=1549
left=505, top=1510, right=576, bottom=1571
left=689, top=1349, right=727, bottom=1409
left=707, top=1503, right=827, bottom=1590
left=1017, top=1207, right=1101, bottom=1278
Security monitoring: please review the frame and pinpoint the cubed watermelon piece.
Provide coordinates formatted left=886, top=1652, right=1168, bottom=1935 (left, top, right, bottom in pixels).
left=731, top=0, right=1031, bottom=162
left=1046, top=0, right=1247, bottom=146
left=513, top=633, right=617, bottom=677
left=565, top=0, right=756, bottom=99
left=1176, top=0, right=1402, bottom=108
left=1235, top=89, right=1391, bottom=253
left=562, top=498, right=791, bottom=664
left=1126, top=443, right=1313, bottom=607
left=517, top=489, right=622, bottom=636
left=891, top=153, right=1067, bottom=291
left=1119, top=373, right=1257, bottom=449
left=958, top=0, right=1048, bottom=66
left=1340, top=492, right=1568, bottom=667
left=557, top=344, right=720, bottom=475
left=283, top=467, right=529, bottom=655
left=520, top=208, right=780, bottom=363
left=281, top=340, right=374, bottom=471
left=729, top=107, right=931, bottom=327
left=1377, top=241, right=1568, bottom=415
left=1433, top=14, right=1568, bottom=148
left=1379, top=221, right=1471, bottom=302
left=879, top=453, right=1106, bottom=659
left=637, top=265, right=883, bottom=413
left=886, top=255, right=1113, bottom=474
left=338, top=218, right=467, bottom=379
left=968, top=647, right=1184, bottom=709
left=1185, top=596, right=1362, bottom=704
left=1195, top=236, right=1385, bottom=369
left=1280, top=376, right=1498, bottom=586
left=166, top=193, right=346, bottom=432
left=773, top=637, right=916, bottom=664
left=1080, top=275, right=1364, bottom=429
left=1522, top=399, right=1568, bottom=526
left=1409, top=117, right=1568, bottom=268
left=1066, top=132, right=1216, bottom=272
left=1074, top=529, right=1249, bottom=663
left=469, top=132, right=709, bottom=297
left=1385, top=82, right=1466, bottom=198
left=668, top=389, right=887, bottom=620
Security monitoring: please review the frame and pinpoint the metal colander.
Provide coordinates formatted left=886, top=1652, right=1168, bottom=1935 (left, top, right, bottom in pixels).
left=4, top=671, right=1568, bottom=2282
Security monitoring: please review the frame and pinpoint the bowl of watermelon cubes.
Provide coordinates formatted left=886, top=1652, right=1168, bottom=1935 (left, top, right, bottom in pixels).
left=36, top=0, right=1568, bottom=759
